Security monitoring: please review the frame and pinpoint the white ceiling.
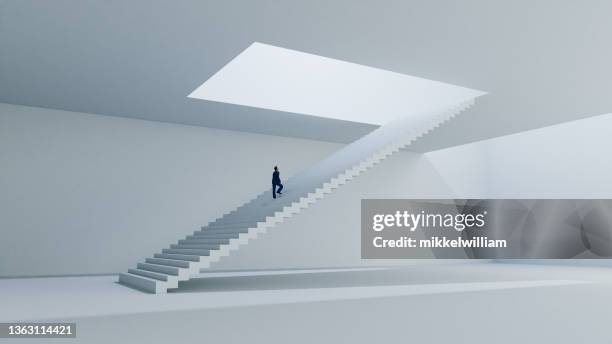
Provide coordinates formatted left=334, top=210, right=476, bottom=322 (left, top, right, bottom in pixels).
left=1, top=1, right=612, bottom=151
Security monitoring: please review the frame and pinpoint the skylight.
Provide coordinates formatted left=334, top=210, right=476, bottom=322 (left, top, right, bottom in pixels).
left=188, top=42, right=485, bottom=125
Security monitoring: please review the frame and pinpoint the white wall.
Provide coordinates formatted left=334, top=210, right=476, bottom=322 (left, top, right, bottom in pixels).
left=0, top=103, right=342, bottom=276
left=426, top=113, right=612, bottom=266
left=426, top=112, right=612, bottom=198
left=0, top=103, right=461, bottom=277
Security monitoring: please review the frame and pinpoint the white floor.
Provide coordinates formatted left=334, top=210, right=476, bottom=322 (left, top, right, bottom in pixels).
left=1, top=263, right=610, bottom=343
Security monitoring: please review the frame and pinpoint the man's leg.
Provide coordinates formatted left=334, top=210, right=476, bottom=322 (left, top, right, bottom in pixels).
left=272, top=184, right=277, bottom=199
left=277, top=183, right=283, bottom=194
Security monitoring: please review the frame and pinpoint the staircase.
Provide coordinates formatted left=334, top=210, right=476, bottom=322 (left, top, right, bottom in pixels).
left=118, top=99, right=477, bottom=293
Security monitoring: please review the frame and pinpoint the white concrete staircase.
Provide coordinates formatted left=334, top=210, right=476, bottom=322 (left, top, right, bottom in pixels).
left=118, top=99, right=477, bottom=293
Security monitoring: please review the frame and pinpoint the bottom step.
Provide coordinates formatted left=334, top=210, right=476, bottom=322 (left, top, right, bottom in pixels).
left=118, top=272, right=168, bottom=294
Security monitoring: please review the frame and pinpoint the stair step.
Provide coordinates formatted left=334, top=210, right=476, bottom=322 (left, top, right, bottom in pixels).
left=128, top=268, right=170, bottom=281
left=162, top=248, right=211, bottom=256
left=179, top=238, right=230, bottom=245
left=154, top=253, right=202, bottom=262
left=145, top=257, right=191, bottom=268
left=197, top=227, right=250, bottom=234
left=137, top=262, right=181, bottom=275
left=189, top=232, right=242, bottom=239
left=210, top=217, right=267, bottom=225
left=206, top=223, right=259, bottom=230
left=205, top=221, right=259, bottom=229
left=170, top=243, right=219, bottom=250
left=118, top=272, right=161, bottom=293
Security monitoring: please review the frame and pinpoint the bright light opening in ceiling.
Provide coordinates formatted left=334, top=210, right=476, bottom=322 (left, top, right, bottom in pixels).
left=188, top=42, right=485, bottom=125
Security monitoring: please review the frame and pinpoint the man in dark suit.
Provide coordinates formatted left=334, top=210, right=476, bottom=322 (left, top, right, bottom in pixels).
left=272, top=166, right=283, bottom=199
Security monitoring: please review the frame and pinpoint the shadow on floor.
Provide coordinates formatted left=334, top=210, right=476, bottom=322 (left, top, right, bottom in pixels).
left=170, top=264, right=533, bottom=294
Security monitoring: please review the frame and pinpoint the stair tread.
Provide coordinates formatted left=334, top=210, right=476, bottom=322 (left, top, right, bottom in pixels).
left=192, top=232, right=243, bottom=237
left=119, top=272, right=158, bottom=283
left=171, top=244, right=218, bottom=249
left=146, top=257, right=191, bottom=268
left=199, top=228, right=250, bottom=232
left=162, top=248, right=211, bottom=256
left=137, top=262, right=180, bottom=275
left=179, top=239, right=229, bottom=243
left=128, top=268, right=171, bottom=281
left=154, top=253, right=202, bottom=262
left=118, top=272, right=161, bottom=293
